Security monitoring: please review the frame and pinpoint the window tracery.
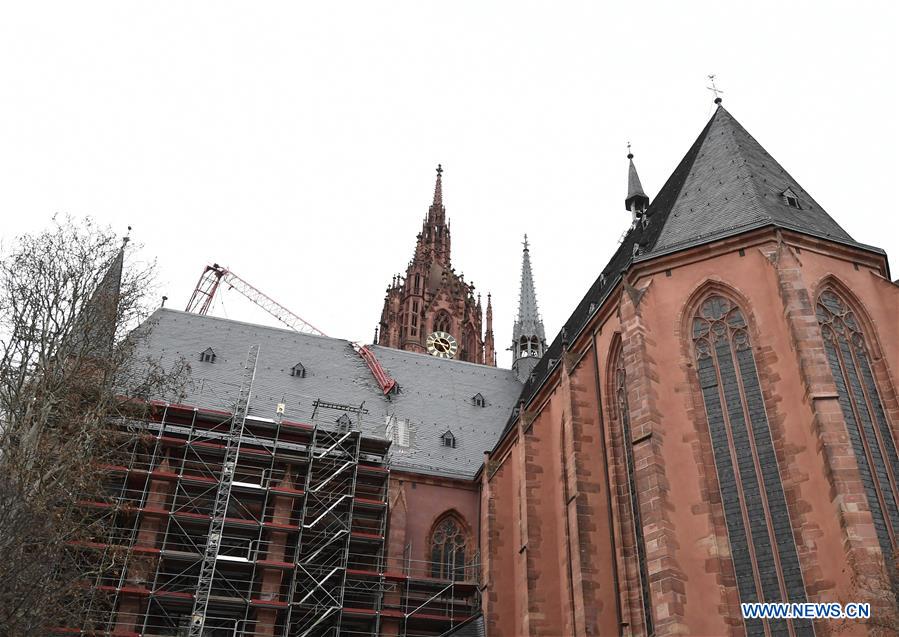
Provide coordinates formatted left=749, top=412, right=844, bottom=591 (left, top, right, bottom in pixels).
left=817, top=289, right=899, bottom=572
left=429, top=515, right=467, bottom=580
left=691, top=294, right=810, bottom=636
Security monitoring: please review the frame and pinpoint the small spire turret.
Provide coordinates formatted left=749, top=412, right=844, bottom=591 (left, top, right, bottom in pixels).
left=484, top=292, right=495, bottom=367
left=625, top=143, right=650, bottom=219
left=512, top=235, right=546, bottom=382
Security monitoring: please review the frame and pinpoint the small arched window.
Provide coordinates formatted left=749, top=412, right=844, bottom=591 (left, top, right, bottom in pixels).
left=817, top=289, right=899, bottom=568
left=429, top=515, right=467, bottom=580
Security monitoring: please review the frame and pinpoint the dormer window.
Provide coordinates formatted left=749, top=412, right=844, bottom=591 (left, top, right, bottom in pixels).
left=441, top=430, right=457, bottom=449
left=290, top=362, right=306, bottom=378
left=199, top=347, right=216, bottom=363
left=782, top=188, right=801, bottom=209
left=336, top=414, right=352, bottom=432
left=471, top=393, right=486, bottom=408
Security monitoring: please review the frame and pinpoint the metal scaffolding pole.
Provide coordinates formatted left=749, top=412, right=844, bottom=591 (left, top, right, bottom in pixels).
left=188, top=344, right=260, bottom=636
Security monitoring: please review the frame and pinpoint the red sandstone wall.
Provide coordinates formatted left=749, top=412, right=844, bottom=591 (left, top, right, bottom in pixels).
left=483, top=231, right=899, bottom=636
left=386, top=471, right=480, bottom=569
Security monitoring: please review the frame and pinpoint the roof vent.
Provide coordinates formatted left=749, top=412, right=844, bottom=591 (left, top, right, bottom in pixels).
left=782, top=188, right=801, bottom=209
left=441, top=430, right=457, bottom=449
left=290, top=362, right=306, bottom=378
left=471, top=392, right=486, bottom=407
left=199, top=347, right=216, bottom=363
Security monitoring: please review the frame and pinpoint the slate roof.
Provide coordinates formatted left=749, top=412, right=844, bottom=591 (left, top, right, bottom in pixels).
left=500, top=104, right=885, bottom=438
left=135, top=308, right=522, bottom=479
left=647, top=105, right=874, bottom=256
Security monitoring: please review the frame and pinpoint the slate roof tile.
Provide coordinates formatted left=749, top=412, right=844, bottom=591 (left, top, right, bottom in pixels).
left=135, top=309, right=522, bottom=479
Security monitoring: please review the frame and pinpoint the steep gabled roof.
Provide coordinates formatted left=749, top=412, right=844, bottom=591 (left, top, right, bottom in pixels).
left=499, top=104, right=884, bottom=439
left=646, top=105, right=863, bottom=256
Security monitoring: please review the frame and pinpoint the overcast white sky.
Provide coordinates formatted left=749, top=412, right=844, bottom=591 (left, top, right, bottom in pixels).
left=1, top=2, right=896, bottom=368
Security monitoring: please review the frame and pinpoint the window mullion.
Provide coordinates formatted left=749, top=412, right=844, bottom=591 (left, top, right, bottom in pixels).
left=710, top=339, right=770, bottom=637
left=835, top=333, right=898, bottom=548
left=727, top=333, right=793, bottom=615
left=847, top=339, right=899, bottom=518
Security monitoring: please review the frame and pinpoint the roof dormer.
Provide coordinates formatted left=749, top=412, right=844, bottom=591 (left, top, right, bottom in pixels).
left=782, top=187, right=802, bottom=209
left=440, top=430, right=457, bottom=449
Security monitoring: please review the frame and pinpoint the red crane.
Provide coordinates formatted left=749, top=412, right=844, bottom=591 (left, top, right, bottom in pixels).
left=185, top=264, right=396, bottom=395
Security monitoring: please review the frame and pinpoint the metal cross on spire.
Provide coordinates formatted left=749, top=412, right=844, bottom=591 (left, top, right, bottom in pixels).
left=627, top=141, right=633, bottom=159
left=707, top=74, right=724, bottom=104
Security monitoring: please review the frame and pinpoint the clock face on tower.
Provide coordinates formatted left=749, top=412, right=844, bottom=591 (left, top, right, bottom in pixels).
left=426, top=331, right=458, bottom=359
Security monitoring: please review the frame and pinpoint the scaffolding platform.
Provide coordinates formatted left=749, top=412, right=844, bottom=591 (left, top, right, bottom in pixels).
left=68, top=371, right=477, bottom=637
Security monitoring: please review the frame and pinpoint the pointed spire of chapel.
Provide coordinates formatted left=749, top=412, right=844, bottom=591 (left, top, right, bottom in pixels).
left=512, top=235, right=546, bottom=382
left=484, top=292, right=495, bottom=367
left=625, top=143, right=650, bottom=218
left=428, top=163, right=445, bottom=224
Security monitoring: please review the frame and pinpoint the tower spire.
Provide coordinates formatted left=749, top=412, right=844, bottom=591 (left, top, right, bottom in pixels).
left=625, top=143, right=650, bottom=219
left=512, top=235, right=546, bottom=382
left=484, top=292, right=495, bottom=367
left=433, top=163, right=443, bottom=207
left=427, top=163, right=445, bottom=224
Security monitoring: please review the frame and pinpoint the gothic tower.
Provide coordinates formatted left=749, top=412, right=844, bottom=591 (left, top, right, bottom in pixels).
left=511, top=235, right=546, bottom=382
left=377, top=165, right=494, bottom=365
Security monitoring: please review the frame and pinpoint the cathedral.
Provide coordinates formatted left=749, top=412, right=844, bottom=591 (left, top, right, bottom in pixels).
left=377, top=165, right=495, bottom=366
left=82, top=99, right=899, bottom=637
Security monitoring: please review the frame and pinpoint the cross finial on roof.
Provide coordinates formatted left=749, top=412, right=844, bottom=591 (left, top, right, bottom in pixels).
left=627, top=141, right=633, bottom=160
left=707, top=74, right=724, bottom=104
left=436, top=163, right=443, bottom=177
left=523, top=233, right=529, bottom=251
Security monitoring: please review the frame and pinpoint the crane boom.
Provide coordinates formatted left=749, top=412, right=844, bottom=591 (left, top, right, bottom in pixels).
left=186, top=264, right=326, bottom=336
left=185, top=263, right=396, bottom=395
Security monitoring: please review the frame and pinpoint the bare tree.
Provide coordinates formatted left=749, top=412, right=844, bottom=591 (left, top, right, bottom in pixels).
left=0, top=216, right=187, bottom=635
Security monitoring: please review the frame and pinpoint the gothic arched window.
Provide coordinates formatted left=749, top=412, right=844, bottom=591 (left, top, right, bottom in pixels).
left=817, top=289, right=899, bottom=570
left=429, top=515, right=467, bottom=580
left=691, top=294, right=811, bottom=637
left=610, top=340, right=653, bottom=635
left=435, top=311, right=451, bottom=334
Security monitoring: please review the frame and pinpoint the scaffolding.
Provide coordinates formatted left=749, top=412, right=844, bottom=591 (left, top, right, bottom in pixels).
left=68, top=365, right=479, bottom=637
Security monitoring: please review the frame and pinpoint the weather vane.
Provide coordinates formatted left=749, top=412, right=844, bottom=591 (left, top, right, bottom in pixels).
left=707, top=74, right=724, bottom=103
